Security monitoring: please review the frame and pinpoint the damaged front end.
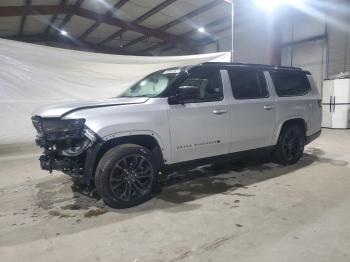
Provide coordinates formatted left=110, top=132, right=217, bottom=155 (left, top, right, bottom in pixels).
left=32, top=116, right=97, bottom=182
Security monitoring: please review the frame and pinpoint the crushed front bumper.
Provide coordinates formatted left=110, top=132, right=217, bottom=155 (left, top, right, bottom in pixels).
left=32, top=117, right=99, bottom=184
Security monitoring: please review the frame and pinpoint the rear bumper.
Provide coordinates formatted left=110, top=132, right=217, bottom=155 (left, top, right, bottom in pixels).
left=306, top=130, right=321, bottom=145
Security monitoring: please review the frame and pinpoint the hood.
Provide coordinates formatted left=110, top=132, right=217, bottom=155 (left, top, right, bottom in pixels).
left=32, top=97, right=149, bottom=118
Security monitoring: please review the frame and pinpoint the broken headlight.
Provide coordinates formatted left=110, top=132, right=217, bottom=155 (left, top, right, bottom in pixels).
left=61, top=128, right=96, bottom=156
left=41, top=119, right=85, bottom=133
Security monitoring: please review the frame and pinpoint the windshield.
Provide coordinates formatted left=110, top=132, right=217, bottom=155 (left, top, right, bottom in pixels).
left=119, top=68, right=182, bottom=98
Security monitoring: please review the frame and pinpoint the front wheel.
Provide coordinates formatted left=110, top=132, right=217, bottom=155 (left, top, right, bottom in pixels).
left=95, top=144, right=158, bottom=208
left=273, top=124, right=305, bottom=165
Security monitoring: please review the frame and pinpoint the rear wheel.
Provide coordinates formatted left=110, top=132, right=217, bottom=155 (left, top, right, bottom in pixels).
left=273, top=124, right=305, bottom=165
left=95, top=144, right=158, bottom=208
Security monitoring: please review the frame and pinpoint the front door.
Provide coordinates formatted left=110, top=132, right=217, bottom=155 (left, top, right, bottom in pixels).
left=167, top=67, right=231, bottom=163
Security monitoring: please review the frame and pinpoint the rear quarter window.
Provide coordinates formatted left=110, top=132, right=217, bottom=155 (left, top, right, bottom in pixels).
left=270, top=71, right=311, bottom=97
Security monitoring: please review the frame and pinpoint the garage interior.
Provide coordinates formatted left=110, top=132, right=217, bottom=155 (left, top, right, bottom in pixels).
left=0, top=0, right=350, bottom=261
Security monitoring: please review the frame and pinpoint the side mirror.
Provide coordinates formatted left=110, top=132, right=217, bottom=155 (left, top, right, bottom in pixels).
left=168, top=86, right=200, bottom=105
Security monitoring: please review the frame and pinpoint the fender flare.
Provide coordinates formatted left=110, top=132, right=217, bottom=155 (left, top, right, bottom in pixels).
left=272, top=116, right=307, bottom=145
left=102, top=130, right=168, bottom=161
left=83, top=130, right=168, bottom=184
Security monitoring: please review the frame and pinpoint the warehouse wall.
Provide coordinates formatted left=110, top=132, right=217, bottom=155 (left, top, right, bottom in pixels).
left=202, top=0, right=350, bottom=92
left=280, top=10, right=327, bottom=90
left=327, top=0, right=350, bottom=76
left=202, top=0, right=272, bottom=64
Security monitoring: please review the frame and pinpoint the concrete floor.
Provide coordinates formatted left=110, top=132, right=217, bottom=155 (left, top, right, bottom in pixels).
left=0, top=129, right=349, bottom=262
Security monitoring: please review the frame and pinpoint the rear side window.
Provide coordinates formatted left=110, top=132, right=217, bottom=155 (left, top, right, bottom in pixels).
left=228, top=70, right=269, bottom=99
left=270, top=71, right=311, bottom=97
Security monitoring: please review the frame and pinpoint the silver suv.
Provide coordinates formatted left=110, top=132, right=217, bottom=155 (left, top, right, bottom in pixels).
left=31, top=62, right=322, bottom=208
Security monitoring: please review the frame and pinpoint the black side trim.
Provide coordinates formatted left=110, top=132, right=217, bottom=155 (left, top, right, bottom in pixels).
left=306, top=130, right=321, bottom=145
left=322, top=103, right=350, bottom=105
left=202, top=62, right=305, bottom=72
left=164, top=146, right=274, bottom=173
left=83, top=141, right=103, bottom=185
left=61, top=99, right=149, bottom=117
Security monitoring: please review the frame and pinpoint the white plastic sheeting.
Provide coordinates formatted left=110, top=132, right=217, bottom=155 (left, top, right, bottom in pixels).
left=0, top=38, right=230, bottom=144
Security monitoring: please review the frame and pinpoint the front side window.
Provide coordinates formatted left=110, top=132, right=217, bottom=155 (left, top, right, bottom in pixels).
left=270, top=71, right=311, bottom=97
left=177, top=67, right=223, bottom=102
left=119, top=68, right=181, bottom=98
left=228, top=69, right=269, bottom=99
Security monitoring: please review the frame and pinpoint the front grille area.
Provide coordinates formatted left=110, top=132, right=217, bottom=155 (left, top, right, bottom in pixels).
left=30, top=116, right=93, bottom=179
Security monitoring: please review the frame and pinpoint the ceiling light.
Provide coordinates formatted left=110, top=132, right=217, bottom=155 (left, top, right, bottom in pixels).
left=60, top=30, right=68, bottom=36
left=255, top=0, right=281, bottom=11
left=255, top=0, right=305, bottom=12
left=198, top=27, right=206, bottom=33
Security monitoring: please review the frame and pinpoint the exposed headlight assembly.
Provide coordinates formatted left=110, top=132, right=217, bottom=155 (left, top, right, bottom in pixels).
left=41, top=119, right=85, bottom=133
left=61, top=128, right=97, bottom=157
left=31, top=117, right=96, bottom=156
left=61, top=137, right=92, bottom=156
left=32, top=116, right=43, bottom=134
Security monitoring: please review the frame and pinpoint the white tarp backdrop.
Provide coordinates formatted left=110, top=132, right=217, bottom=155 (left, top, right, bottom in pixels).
left=0, top=38, right=230, bottom=144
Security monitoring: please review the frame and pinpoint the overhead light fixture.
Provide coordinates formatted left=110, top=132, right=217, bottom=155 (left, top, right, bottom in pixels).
left=255, top=0, right=305, bottom=12
left=60, top=30, right=68, bottom=36
left=255, top=0, right=282, bottom=11
left=198, top=27, right=206, bottom=33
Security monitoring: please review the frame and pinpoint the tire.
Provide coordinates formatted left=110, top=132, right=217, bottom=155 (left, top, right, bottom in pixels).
left=95, top=144, right=158, bottom=208
left=273, top=123, right=305, bottom=165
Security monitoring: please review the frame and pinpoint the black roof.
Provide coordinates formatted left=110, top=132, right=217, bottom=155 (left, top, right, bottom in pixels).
left=201, top=62, right=309, bottom=74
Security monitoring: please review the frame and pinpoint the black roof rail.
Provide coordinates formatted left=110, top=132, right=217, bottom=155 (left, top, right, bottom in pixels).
left=201, top=62, right=303, bottom=71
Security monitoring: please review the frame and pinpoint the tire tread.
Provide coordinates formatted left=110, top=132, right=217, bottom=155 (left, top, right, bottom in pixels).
left=95, top=144, right=157, bottom=208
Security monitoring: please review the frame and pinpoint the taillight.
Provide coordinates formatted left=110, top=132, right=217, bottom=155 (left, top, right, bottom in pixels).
left=318, top=100, right=322, bottom=107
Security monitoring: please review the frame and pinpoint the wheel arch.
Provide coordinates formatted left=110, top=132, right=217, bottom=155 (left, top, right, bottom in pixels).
left=84, top=133, right=166, bottom=184
left=273, top=117, right=307, bottom=145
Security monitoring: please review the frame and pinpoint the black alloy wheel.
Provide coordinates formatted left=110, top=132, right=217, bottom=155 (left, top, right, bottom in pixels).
left=273, top=124, right=305, bottom=165
left=109, top=154, right=154, bottom=202
left=95, top=144, right=158, bottom=208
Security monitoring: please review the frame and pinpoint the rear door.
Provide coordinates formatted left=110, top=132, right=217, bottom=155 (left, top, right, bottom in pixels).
left=225, top=68, right=278, bottom=152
